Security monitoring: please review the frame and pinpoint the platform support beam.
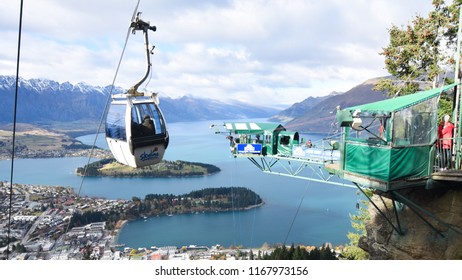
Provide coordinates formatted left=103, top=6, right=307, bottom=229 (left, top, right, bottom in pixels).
left=355, top=183, right=404, bottom=236
left=391, top=191, right=449, bottom=238
left=245, top=157, right=355, bottom=188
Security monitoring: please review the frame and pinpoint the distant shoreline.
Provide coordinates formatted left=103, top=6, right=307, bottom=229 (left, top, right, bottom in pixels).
left=0, top=148, right=111, bottom=161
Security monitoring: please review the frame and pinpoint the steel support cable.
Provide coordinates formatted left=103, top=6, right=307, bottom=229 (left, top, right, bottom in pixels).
left=284, top=181, right=310, bottom=245
left=64, top=0, right=141, bottom=236
left=246, top=157, right=264, bottom=248
left=231, top=158, right=237, bottom=246
left=6, top=0, right=24, bottom=260
left=250, top=182, right=261, bottom=249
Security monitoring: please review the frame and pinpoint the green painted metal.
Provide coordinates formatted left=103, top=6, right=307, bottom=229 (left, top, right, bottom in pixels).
left=346, top=83, right=457, bottom=114
left=333, top=83, right=458, bottom=190
left=454, top=7, right=462, bottom=168
left=277, top=131, right=300, bottom=156
left=224, top=122, right=284, bottom=134
left=218, top=81, right=460, bottom=192
left=345, top=143, right=431, bottom=183
left=223, top=121, right=285, bottom=156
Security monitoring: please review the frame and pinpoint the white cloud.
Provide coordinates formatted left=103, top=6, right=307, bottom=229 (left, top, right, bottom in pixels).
left=0, top=0, right=435, bottom=108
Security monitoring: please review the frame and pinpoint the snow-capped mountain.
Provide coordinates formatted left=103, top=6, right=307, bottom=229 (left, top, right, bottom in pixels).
left=0, top=76, right=274, bottom=124
left=0, top=76, right=122, bottom=95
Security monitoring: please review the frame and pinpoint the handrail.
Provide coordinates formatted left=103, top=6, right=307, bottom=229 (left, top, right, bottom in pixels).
left=434, top=137, right=462, bottom=172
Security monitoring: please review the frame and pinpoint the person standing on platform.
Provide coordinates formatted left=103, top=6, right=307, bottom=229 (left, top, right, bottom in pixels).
left=441, top=114, right=454, bottom=170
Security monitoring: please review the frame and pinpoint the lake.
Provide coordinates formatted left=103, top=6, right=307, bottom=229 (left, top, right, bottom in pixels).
left=0, top=119, right=359, bottom=248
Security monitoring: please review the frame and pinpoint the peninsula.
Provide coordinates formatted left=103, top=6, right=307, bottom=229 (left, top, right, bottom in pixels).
left=76, top=158, right=221, bottom=177
left=0, top=182, right=267, bottom=260
left=0, top=123, right=110, bottom=160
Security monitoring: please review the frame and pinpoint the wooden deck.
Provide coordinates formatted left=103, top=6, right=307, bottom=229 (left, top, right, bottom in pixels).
left=431, top=170, right=462, bottom=182
left=325, top=162, right=462, bottom=190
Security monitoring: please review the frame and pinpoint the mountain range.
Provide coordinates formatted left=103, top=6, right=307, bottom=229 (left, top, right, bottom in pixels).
left=272, top=78, right=387, bottom=133
left=0, top=76, right=274, bottom=125
left=0, top=75, right=388, bottom=134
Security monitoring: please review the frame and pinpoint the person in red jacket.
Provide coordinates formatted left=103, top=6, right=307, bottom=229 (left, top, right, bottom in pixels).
left=437, top=117, right=444, bottom=145
left=441, top=114, right=454, bottom=170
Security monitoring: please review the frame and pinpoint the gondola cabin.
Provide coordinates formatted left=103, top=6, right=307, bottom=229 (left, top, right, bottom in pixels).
left=331, top=83, right=457, bottom=192
left=104, top=13, right=169, bottom=168
left=105, top=93, right=169, bottom=168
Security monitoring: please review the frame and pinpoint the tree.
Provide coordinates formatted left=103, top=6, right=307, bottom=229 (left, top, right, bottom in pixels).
left=259, top=244, right=337, bottom=260
left=15, top=243, right=27, bottom=253
left=293, top=245, right=307, bottom=260
left=308, top=247, right=320, bottom=260
left=249, top=249, right=255, bottom=260
left=319, top=244, right=337, bottom=260
left=340, top=191, right=371, bottom=260
left=375, top=0, right=461, bottom=97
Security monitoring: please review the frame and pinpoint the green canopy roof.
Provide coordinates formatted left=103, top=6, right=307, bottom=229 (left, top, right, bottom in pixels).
left=346, top=83, right=458, bottom=113
left=224, top=122, right=284, bottom=134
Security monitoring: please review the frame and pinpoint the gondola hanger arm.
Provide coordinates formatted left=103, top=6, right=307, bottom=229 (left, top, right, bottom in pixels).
left=128, top=12, right=156, bottom=97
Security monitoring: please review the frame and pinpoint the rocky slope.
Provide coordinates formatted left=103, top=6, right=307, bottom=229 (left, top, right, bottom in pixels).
left=359, top=186, right=462, bottom=259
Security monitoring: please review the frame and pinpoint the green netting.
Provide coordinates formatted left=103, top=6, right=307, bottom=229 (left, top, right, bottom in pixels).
left=345, top=143, right=431, bottom=182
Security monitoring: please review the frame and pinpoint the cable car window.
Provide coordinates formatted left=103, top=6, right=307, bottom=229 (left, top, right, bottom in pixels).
left=149, top=104, right=166, bottom=135
left=293, top=132, right=299, bottom=144
left=106, top=104, right=126, bottom=141
left=131, top=106, right=144, bottom=137
left=280, top=135, right=290, bottom=145
left=393, top=96, right=438, bottom=146
left=132, top=103, right=165, bottom=137
left=132, top=105, right=151, bottom=137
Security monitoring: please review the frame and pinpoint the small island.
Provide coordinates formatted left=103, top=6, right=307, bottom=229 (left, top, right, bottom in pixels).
left=69, top=187, right=264, bottom=229
left=129, top=187, right=264, bottom=217
left=75, top=158, right=221, bottom=177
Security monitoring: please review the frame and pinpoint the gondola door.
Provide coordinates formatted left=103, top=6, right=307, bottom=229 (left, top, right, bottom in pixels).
left=105, top=99, right=132, bottom=167
left=129, top=99, right=168, bottom=167
left=105, top=97, right=168, bottom=168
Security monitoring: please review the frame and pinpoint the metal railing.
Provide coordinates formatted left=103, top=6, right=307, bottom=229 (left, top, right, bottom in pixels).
left=433, top=137, right=462, bottom=172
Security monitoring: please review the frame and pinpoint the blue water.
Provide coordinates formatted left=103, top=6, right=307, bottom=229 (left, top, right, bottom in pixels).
left=0, top=119, right=359, bottom=248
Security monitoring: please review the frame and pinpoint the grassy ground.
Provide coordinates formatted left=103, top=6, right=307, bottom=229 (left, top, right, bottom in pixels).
left=0, top=122, right=108, bottom=158
left=96, top=160, right=212, bottom=177
left=0, top=126, right=75, bottom=151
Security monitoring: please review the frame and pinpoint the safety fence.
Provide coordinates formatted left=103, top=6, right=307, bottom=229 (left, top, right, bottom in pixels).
left=434, top=137, right=462, bottom=172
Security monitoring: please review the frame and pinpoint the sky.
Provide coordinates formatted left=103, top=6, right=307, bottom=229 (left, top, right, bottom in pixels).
left=0, top=0, right=435, bottom=109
